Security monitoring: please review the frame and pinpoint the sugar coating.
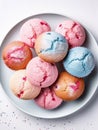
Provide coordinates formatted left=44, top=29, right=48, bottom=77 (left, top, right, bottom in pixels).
left=34, top=87, right=63, bottom=109
left=26, top=57, right=58, bottom=88
left=56, top=20, right=86, bottom=48
left=35, top=31, right=68, bottom=63
left=63, top=47, right=95, bottom=77
left=9, top=70, right=41, bottom=99
left=2, top=41, right=32, bottom=70
left=20, top=18, right=51, bottom=48
left=53, top=71, right=85, bottom=101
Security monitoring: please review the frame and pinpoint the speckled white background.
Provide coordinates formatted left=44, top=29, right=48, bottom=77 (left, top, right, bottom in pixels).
left=0, top=0, right=98, bottom=130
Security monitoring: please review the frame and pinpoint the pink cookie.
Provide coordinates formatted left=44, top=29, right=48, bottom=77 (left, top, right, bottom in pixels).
left=20, top=18, right=51, bottom=48
left=56, top=20, right=86, bottom=48
left=26, top=57, right=58, bottom=88
left=9, top=70, right=41, bottom=100
left=34, top=87, right=63, bottom=110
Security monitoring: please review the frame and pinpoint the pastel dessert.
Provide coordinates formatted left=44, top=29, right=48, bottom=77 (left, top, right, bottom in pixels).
left=2, top=41, right=32, bottom=70
left=53, top=71, right=85, bottom=101
left=20, top=18, right=51, bottom=48
left=35, top=31, right=68, bottom=63
left=34, top=87, right=63, bottom=110
left=9, top=70, right=41, bottom=100
left=63, top=47, right=95, bottom=77
left=56, top=20, right=86, bottom=48
left=26, top=57, right=58, bottom=88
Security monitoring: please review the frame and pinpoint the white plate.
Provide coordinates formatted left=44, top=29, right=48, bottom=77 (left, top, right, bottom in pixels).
left=0, top=13, right=98, bottom=119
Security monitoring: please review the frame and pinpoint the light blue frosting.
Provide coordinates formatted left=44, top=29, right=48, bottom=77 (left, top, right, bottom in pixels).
left=39, top=32, right=68, bottom=54
left=63, top=47, right=95, bottom=77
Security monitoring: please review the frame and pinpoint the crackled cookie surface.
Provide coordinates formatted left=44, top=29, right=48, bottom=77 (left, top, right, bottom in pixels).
left=34, top=87, right=63, bottom=109
left=2, top=41, right=32, bottom=70
left=35, top=31, right=68, bottom=63
left=63, top=47, right=95, bottom=77
left=20, top=18, right=51, bottom=48
left=10, top=70, right=41, bottom=99
left=56, top=20, right=86, bottom=48
left=53, top=71, right=85, bottom=101
left=26, top=57, right=58, bottom=88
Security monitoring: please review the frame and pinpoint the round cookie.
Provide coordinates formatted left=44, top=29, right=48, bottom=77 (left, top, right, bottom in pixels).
left=63, top=47, right=95, bottom=77
left=2, top=41, right=33, bottom=70
left=35, top=31, right=68, bottom=63
left=34, top=87, right=63, bottom=110
left=20, top=18, right=51, bottom=48
left=26, top=57, right=58, bottom=88
left=9, top=70, right=41, bottom=100
left=53, top=71, right=85, bottom=101
left=56, top=20, right=86, bottom=48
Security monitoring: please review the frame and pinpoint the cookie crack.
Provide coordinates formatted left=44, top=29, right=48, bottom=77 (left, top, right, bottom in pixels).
left=39, top=37, right=65, bottom=53
left=66, top=53, right=89, bottom=73
left=6, top=45, right=26, bottom=61
left=36, top=64, right=48, bottom=87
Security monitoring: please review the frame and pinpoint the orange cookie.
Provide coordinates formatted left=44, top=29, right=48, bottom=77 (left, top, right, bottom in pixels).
left=2, top=41, right=33, bottom=70
left=53, top=71, right=85, bottom=101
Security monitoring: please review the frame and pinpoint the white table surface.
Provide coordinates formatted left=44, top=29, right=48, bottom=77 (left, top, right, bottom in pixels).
left=0, top=0, right=98, bottom=130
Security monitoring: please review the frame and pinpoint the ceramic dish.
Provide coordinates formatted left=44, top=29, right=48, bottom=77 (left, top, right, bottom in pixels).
left=0, top=13, right=98, bottom=119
